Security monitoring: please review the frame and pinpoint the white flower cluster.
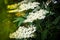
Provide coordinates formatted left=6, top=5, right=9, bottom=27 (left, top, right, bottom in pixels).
left=9, top=2, right=40, bottom=13
left=18, top=2, right=40, bottom=12
left=24, top=9, right=48, bottom=22
left=9, top=25, right=36, bottom=39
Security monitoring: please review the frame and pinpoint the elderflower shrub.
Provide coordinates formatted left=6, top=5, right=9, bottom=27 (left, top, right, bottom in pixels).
left=9, top=25, right=36, bottom=39
left=24, top=9, right=49, bottom=23
left=8, top=0, right=50, bottom=40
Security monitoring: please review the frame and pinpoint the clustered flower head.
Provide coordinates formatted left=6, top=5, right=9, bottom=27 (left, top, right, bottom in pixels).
left=8, top=2, right=40, bottom=13
left=18, top=2, right=40, bottom=11
left=24, top=9, right=48, bottom=23
left=9, top=25, right=36, bottom=39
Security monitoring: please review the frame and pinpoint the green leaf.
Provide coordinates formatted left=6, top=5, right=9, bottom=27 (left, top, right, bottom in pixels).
left=13, top=17, right=24, bottom=22
left=53, top=16, right=60, bottom=25
left=41, top=29, right=48, bottom=40
left=13, top=18, right=20, bottom=22
left=18, top=19, right=25, bottom=26
left=13, top=17, right=25, bottom=26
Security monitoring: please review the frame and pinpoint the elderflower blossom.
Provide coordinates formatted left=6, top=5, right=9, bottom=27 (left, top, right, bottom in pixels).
left=8, top=2, right=40, bottom=13
left=9, top=25, right=36, bottom=39
left=24, top=9, right=48, bottom=23
left=19, top=2, right=40, bottom=10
